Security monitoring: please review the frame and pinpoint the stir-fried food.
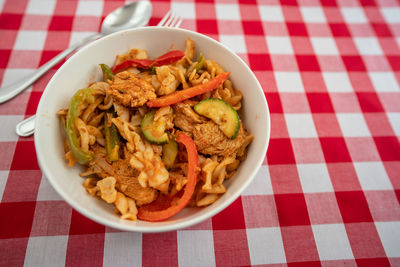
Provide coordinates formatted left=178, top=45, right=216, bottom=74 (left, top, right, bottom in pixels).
left=58, top=39, right=253, bottom=222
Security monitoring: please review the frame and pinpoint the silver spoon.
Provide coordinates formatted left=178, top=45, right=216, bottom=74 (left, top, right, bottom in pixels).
left=0, top=1, right=152, bottom=107
left=0, top=1, right=152, bottom=105
left=11, top=1, right=152, bottom=137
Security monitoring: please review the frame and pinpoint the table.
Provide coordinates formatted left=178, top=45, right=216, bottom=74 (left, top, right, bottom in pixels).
left=1, top=0, right=399, bottom=266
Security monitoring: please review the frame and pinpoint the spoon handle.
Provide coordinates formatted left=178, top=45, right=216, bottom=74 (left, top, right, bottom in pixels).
left=0, top=33, right=103, bottom=104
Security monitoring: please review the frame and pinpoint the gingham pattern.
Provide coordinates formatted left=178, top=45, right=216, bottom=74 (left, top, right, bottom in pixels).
left=1, top=0, right=400, bottom=266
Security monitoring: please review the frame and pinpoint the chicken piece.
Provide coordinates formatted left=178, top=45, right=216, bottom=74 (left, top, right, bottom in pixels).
left=192, top=121, right=248, bottom=157
left=109, top=71, right=156, bottom=108
left=173, top=102, right=206, bottom=133
left=89, top=147, right=158, bottom=205
left=155, top=66, right=180, bottom=95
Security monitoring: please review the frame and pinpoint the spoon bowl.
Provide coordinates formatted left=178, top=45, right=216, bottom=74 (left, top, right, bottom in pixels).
left=101, top=1, right=152, bottom=35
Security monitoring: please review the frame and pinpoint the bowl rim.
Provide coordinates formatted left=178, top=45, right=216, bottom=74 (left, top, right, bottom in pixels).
left=34, top=26, right=271, bottom=232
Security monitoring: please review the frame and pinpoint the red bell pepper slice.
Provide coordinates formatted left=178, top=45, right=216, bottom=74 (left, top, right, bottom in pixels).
left=111, top=50, right=184, bottom=74
left=151, top=50, right=185, bottom=67
left=146, top=72, right=230, bottom=108
left=111, top=59, right=153, bottom=73
left=137, top=133, right=199, bottom=222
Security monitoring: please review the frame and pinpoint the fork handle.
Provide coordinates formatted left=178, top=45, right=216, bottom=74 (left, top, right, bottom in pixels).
left=0, top=33, right=102, bottom=104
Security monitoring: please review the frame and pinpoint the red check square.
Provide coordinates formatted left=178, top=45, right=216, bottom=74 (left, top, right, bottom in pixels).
left=25, top=91, right=43, bottom=115
left=296, top=55, right=321, bottom=71
left=374, top=137, right=400, bottom=161
left=336, top=191, right=373, bottom=223
left=265, top=92, right=283, bottom=113
left=329, top=23, right=351, bottom=37
left=10, top=141, right=40, bottom=170
left=287, top=23, right=308, bottom=36
left=196, top=19, right=218, bottom=34
left=356, top=92, right=385, bottom=112
left=0, top=14, right=23, bottom=30
left=248, top=53, right=273, bottom=71
left=320, top=0, right=337, bottom=6
left=0, top=49, right=11, bottom=68
left=69, top=210, right=105, bottom=235
left=342, top=56, right=367, bottom=71
left=320, top=137, right=352, bottom=163
left=267, top=138, right=296, bottom=165
left=281, top=0, right=299, bottom=6
left=39, top=50, right=65, bottom=69
left=371, top=23, right=393, bottom=37
left=275, top=194, right=310, bottom=226
left=307, top=93, right=334, bottom=113
left=242, top=21, right=264, bottom=35
left=212, top=197, right=246, bottom=230
left=387, top=55, right=400, bottom=71
left=0, top=202, right=36, bottom=238
left=356, top=258, right=391, bottom=266
left=49, top=16, right=74, bottom=31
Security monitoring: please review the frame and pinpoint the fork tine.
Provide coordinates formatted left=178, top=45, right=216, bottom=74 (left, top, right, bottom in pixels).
left=170, top=15, right=182, bottom=28
left=157, top=10, right=182, bottom=28
left=157, top=10, right=172, bottom=27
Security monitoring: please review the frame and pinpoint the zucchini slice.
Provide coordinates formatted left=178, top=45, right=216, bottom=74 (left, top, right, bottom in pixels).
left=194, top=98, right=240, bottom=139
left=141, top=110, right=169, bottom=144
left=162, top=139, right=178, bottom=169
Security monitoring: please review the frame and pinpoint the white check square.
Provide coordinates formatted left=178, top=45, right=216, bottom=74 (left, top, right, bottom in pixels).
left=259, top=5, right=284, bottom=22
left=178, top=230, right=215, bottom=267
left=76, top=1, right=103, bottom=16
left=0, top=115, right=23, bottom=142
left=323, top=72, right=353, bottom=92
left=247, top=227, right=286, bottom=264
left=14, top=31, right=46, bottom=50
left=300, top=7, right=326, bottom=23
left=242, top=165, right=273, bottom=196
left=0, top=171, right=9, bottom=201
left=297, top=163, right=334, bottom=193
left=274, top=72, right=304, bottom=92
left=266, top=36, right=294, bottom=55
left=369, top=72, right=400, bottom=92
left=171, top=2, right=195, bottom=19
left=2, top=69, right=35, bottom=90
left=69, top=32, right=96, bottom=47
left=312, top=224, right=354, bottom=260
left=216, top=4, right=241, bottom=20
left=341, top=7, right=368, bottom=23
left=336, top=113, right=371, bottom=137
left=285, top=114, right=318, bottom=138
left=375, top=222, right=400, bottom=257
left=26, top=0, right=56, bottom=15
left=37, top=175, right=64, bottom=201
left=219, top=35, right=247, bottom=54
left=104, top=232, right=142, bottom=267
left=354, top=37, right=383, bottom=55
left=381, top=7, right=400, bottom=23
left=310, top=37, right=339, bottom=55
left=387, top=112, right=400, bottom=136
left=354, top=162, right=393, bottom=190
left=24, top=236, right=68, bottom=267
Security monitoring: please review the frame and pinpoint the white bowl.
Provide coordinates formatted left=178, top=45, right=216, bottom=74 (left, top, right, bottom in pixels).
left=35, top=27, right=270, bottom=232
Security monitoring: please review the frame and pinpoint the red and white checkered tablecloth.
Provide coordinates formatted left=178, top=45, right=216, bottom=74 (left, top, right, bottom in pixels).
left=1, top=0, right=400, bottom=266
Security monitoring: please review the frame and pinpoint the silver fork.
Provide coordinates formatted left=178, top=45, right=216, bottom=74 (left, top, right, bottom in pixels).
left=15, top=11, right=182, bottom=137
